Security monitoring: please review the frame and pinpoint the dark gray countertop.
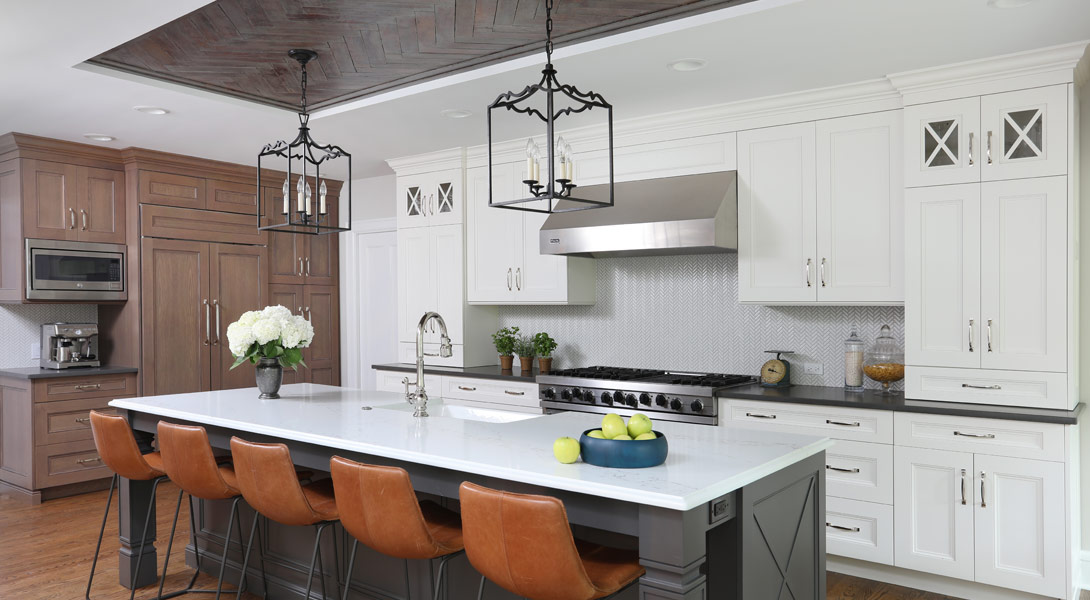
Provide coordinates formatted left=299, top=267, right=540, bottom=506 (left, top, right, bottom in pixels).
left=720, top=384, right=1082, bottom=425
left=372, top=363, right=539, bottom=383
left=0, top=365, right=139, bottom=380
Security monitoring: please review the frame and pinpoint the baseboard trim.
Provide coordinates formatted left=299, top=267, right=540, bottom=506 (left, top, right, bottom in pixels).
left=1077, top=550, right=1090, bottom=597
left=828, top=556, right=1061, bottom=600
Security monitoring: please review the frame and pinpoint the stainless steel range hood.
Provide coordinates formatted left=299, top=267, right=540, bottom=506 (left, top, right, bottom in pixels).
left=539, top=171, right=737, bottom=258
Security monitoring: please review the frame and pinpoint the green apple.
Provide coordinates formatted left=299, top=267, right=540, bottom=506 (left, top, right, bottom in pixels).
left=612, top=434, right=633, bottom=440
left=553, top=437, right=581, bottom=464
left=627, top=413, right=653, bottom=437
left=635, top=432, right=657, bottom=440
left=601, top=413, right=627, bottom=439
left=586, top=430, right=606, bottom=439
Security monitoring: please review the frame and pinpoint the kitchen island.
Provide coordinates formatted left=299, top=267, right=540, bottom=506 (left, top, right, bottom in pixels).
left=110, top=384, right=831, bottom=600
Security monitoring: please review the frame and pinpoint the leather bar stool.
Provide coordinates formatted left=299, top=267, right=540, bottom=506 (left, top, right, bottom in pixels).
left=459, top=482, right=645, bottom=600
left=329, top=456, right=464, bottom=600
left=86, top=410, right=170, bottom=600
left=229, top=437, right=341, bottom=600
left=156, top=422, right=269, bottom=599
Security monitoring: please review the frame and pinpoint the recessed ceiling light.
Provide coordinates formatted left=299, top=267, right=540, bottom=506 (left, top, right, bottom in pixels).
left=82, top=134, right=115, bottom=142
left=440, top=108, right=473, bottom=119
left=667, top=58, right=707, bottom=72
left=987, top=0, right=1037, bottom=7
left=134, top=106, right=170, bottom=115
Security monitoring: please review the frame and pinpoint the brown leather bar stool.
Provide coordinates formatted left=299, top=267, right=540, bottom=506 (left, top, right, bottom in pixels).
left=229, top=437, right=341, bottom=600
left=86, top=410, right=170, bottom=600
left=329, top=456, right=464, bottom=600
left=459, top=482, right=645, bottom=600
left=156, top=422, right=269, bottom=599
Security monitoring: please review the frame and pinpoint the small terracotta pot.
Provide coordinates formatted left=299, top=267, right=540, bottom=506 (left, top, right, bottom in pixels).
left=519, top=356, right=534, bottom=372
left=499, top=355, right=514, bottom=370
left=538, top=357, right=553, bottom=373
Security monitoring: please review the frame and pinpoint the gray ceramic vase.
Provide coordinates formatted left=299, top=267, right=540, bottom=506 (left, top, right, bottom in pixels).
left=255, top=357, right=283, bottom=399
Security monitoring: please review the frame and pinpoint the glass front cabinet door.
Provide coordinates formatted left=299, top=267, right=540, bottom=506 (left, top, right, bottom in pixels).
left=904, top=97, right=980, bottom=188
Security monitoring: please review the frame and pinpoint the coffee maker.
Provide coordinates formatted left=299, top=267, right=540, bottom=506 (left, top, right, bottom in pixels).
left=41, top=323, right=100, bottom=369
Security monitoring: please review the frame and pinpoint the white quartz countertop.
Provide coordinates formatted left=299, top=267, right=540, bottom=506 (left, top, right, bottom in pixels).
left=111, top=384, right=831, bottom=511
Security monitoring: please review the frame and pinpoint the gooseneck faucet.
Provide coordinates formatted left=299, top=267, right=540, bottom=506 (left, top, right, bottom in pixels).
left=402, top=311, right=453, bottom=417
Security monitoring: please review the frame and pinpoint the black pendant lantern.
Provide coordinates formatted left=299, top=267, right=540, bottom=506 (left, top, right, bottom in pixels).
left=487, top=0, right=614, bottom=214
left=258, top=49, right=351, bottom=235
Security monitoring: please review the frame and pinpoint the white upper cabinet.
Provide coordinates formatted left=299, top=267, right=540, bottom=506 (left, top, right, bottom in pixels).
left=737, top=122, right=817, bottom=303
left=739, top=111, right=903, bottom=305
left=397, top=168, right=463, bottom=228
left=904, top=85, right=1067, bottom=188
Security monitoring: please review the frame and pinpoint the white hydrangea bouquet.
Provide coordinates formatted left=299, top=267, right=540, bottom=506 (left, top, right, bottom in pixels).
left=227, top=305, right=314, bottom=370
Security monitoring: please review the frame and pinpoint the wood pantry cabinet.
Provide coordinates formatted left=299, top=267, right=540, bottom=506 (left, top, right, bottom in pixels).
left=262, top=185, right=338, bottom=287
left=736, top=110, right=904, bottom=305
left=268, top=283, right=340, bottom=386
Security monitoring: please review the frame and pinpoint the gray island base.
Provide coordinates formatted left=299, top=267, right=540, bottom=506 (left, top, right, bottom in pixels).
left=111, top=384, right=829, bottom=600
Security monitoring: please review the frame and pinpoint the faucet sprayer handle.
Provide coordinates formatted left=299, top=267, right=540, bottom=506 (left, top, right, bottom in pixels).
left=440, top=335, right=453, bottom=358
left=402, top=377, right=416, bottom=403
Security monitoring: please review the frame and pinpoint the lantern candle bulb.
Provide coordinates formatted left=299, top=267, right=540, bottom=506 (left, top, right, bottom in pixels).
left=281, top=179, right=289, bottom=215
left=296, top=177, right=305, bottom=213
left=319, top=181, right=327, bottom=215
left=525, top=139, right=536, bottom=182
left=304, top=182, right=313, bottom=216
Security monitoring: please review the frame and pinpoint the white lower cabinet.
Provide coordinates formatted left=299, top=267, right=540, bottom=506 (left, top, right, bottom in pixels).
left=893, top=445, right=1067, bottom=597
left=825, top=497, right=894, bottom=565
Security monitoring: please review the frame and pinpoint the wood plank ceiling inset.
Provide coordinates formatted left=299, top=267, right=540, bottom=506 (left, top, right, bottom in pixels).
left=86, top=0, right=750, bottom=111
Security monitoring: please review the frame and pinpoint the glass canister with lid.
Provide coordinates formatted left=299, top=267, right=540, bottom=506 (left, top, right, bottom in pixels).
left=844, top=328, right=865, bottom=392
left=863, top=324, right=904, bottom=394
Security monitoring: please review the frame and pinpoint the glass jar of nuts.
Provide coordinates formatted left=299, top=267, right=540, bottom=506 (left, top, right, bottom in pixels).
left=863, top=324, right=904, bottom=394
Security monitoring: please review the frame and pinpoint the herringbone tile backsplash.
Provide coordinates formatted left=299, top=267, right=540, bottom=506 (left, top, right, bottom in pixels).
left=0, top=304, right=98, bottom=369
left=498, top=253, right=904, bottom=389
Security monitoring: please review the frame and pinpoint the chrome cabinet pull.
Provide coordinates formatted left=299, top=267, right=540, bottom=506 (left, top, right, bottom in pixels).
left=980, top=471, right=987, bottom=508
left=505, top=390, right=526, bottom=396
left=507, top=268, right=512, bottom=291
left=304, top=306, right=311, bottom=321
left=825, top=419, right=861, bottom=427
left=75, top=417, right=91, bottom=423
left=986, top=319, right=993, bottom=352
left=960, top=384, right=1001, bottom=391
left=77, top=457, right=102, bottom=465
left=804, top=258, right=812, bottom=287
left=820, top=258, right=826, bottom=287
left=968, top=132, right=975, bottom=166
left=297, top=306, right=303, bottom=315
left=305, top=257, right=311, bottom=276
left=826, top=465, right=860, bottom=474
left=298, top=257, right=304, bottom=275
left=968, top=319, right=974, bottom=352
left=80, top=209, right=88, bottom=231
left=457, top=386, right=477, bottom=391
left=74, top=384, right=101, bottom=391
left=954, top=430, right=996, bottom=439
left=825, top=523, right=860, bottom=533
left=515, top=268, right=522, bottom=291
left=960, top=469, right=967, bottom=505
left=203, top=299, right=210, bottom=345
left=69, top=208, right=76, bottom=229
left=213, top=300, right=221, bottom=346
left=745, top=412, right=776, bottom=419
left=986, top=131, right=993, bottom=164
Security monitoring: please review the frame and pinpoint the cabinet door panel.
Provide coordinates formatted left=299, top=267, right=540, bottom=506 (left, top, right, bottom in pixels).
left=207, top=179, right=258, bottom=215
left=305, top=196, right=338, bottom=286
left=304, top=285, right=339, bottom=386
left=209, top=243, right=267, bottom=391
left=140, top=238, right=210, bottom=396
left=905, top=184, right=980, bottom=368
left=397, top=228, right=436, bottom=343
left=979, top=177, right=1066, bottom=372
left=893, top=446, right=974, bottom=581
left=466, top=165, right=518, bottom=302
left=432, top=225, right=464, bottom=345
left=429, top=168, right=463, bottom=226
left=816, top=111, right=903, bottom=303
left=904, top=98, right=980, bottom=187
left=78, top=167, right=125, bottom=244
left=397, top=181, right=428, bottom=228
left=263, top=187, right=305, bottom=284
left=22, top=160, right=77, bottom=241
left=269, top=284, right=305, bottom=385
left=737, top=123, right=817, bottom=303
left=980, top=85, right=1068, bottom=182
left=973, top=455, right=1065, bottom=598
left=139, top=171, right=205, bottom=210
left=519, top=210, right=567, bottom=302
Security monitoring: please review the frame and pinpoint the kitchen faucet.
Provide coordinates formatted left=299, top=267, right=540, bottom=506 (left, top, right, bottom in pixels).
left=402, top=311, right=453, bottom=417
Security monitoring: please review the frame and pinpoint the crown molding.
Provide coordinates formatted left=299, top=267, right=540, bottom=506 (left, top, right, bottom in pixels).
left=0, top=132, right=124, bottom=169
left=386, top=147, right=465, bottom=176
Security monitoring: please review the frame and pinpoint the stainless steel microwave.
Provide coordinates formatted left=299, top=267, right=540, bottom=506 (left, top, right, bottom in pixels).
left=26, top=239, right=126, bottom=301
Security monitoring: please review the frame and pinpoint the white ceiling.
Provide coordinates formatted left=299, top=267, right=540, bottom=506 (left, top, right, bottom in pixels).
left=1, top=0, right=1087, bottom=180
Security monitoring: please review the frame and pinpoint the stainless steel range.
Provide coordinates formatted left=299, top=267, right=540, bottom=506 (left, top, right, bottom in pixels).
left=537, top=366, right=758, bottom=425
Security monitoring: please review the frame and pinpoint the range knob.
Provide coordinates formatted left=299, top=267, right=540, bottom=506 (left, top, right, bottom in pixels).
left=570, top=388, right=582, bottom=401
left=543, top=387, right=556, bottom=400
left=690, top=399, right=705, bottom=413
left=669, top=398, right=683, bottom=411
left=560, top=388, right=572, bottom=401
left=639, top=393, right=652, bottom=406
left=600, top=391, right=613, bottom=405
left=624, top=394, right=638, bottom=408
left=655, top=394, right=668, bottom=407
left=583, top=390, right=596, bottom=403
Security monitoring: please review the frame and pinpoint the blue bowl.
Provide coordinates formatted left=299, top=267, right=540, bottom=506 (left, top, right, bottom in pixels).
left=578, top=429, right=668, bottom=468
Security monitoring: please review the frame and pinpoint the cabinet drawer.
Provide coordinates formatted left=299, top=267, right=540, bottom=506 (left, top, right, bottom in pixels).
left=374, top=370, right=443, bottom=396
left=825, top=497, right=893, bottom=566
left=34, top=439, right=111, bottom=487
left=397, top=342, right=466, bottom=368
left=894, top=412, right=1064, bottom=462
left=443, top=397, right=542, bottom=415
left=33, top=398, right=125, bottom=446
left=825, top=440, right=893, bottom=505
left=442, top=377, right=540, bottom=411
left=207, top=179, right=258, bottom=215
left=139, top=170, right=205, bottom=210
left=37, top=374, right=135, bottom=402
left=722, top=399, right=893, bottom=444
left=140, top=204, right=266, bottom=245
left=905, top=366, right=1069, bottom=410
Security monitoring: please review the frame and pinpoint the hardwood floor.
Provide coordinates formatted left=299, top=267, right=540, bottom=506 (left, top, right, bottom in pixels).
left=0, top=481, right=965, bottom=600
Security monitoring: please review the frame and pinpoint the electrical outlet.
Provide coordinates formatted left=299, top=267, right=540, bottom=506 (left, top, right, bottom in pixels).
left=802, top=362, right=823, bottom=375
left=30, top=343, right=40, bottom=360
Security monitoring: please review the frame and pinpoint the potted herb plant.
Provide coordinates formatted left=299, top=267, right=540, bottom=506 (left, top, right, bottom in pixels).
left=513, top=334, right=535, bottom=372
left=226, top=305, right=314, bottom=399
left=491, top=326, right=519, bottom=370
left=532, top=332, right=558, bottom=373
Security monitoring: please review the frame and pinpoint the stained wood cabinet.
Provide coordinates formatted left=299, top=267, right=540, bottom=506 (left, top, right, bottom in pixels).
left=262, top=186, right=338, bottom=286
left=139, top=170, right=257, bottom=215
left=21, top=160, right=125, bottom=244
left=268, top=283, right=340, bottom=385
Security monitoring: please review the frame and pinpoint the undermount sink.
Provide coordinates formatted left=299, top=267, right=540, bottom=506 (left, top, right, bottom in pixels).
left=376, top=400, right=540, bottom=423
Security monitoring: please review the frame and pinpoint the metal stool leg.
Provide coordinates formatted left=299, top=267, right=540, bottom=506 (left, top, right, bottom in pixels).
left=432, top=551, right=463, bottom=600
left=85, top=474, right=118, bottom=600
left=341, top=539, right=359, bottom=600
left=154, top=488, right=188, bottom=599
left=130, top=476, right=167, bottom=600
left=214, top=496, right=242, bottom=599
left=305, top=522, right=332, bottom=600
left=476, top=575, right=486, bottom=600
left=235, top=513, right=260, bottom=600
